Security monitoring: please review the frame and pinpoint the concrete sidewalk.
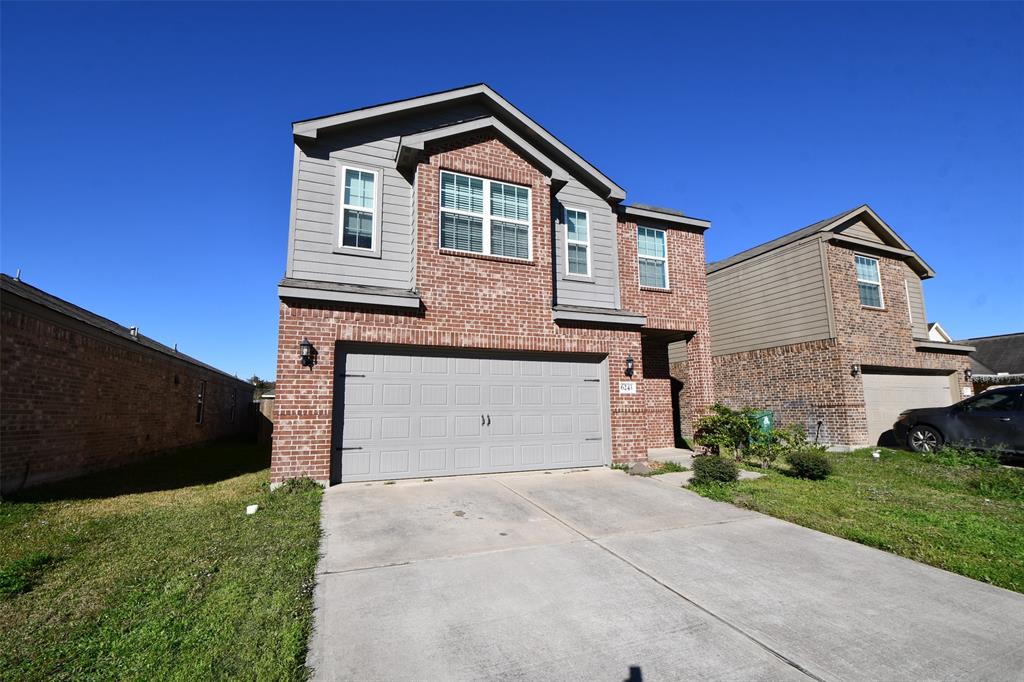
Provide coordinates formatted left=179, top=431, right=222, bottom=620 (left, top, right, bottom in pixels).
left=308, top=468, right=1024, bottom=681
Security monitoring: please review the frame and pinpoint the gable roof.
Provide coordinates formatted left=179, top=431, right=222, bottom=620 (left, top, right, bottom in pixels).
left=0, top=274, right=247, bottom=385
left=707, top=204, right=934, bottom=278
left=292, top=83, right=627, bottom=202
left=955, top=332, right=1024, bottom=375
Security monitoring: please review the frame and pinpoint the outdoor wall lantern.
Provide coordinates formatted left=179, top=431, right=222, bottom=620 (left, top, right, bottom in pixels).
left=850, top=364, right=861, bottom=377
left=965, top=368, right=973, bottom=381
left=625, top=355, right=635, bottom=377
left=299, top=338, right=318, bottom=370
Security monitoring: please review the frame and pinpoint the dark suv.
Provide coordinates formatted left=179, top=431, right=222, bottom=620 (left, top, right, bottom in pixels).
left=893, top=385, right=1024, bottom=454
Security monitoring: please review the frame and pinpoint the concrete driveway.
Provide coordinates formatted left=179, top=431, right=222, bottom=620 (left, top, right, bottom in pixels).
left=308, top=468, right=1024, bottom=681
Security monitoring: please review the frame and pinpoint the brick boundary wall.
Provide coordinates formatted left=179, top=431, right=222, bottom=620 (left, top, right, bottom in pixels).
left=272, top=132, right=715, bottom=484
left=1, top=298, right=255, bottom=495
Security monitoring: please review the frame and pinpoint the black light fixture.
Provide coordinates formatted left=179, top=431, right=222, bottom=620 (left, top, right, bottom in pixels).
left=299, top=338, right=318, bottom=369
left=850, top=364, right=861, bottom=377
left=965, top=368, right=973, bottom=381
left=625, top=355, right=635, bottom=377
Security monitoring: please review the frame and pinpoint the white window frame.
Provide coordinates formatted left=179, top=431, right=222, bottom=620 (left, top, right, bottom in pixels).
left=563, top=207, right=592, bottom=278
left=438, top=170, right=532, bottom=261
left=338, top=165, right=380, bottom=254
left=855, top=254, right=884, bottom=308
left=637, top=226, right=669, bottom=289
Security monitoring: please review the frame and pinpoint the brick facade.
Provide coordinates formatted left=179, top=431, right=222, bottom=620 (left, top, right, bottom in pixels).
left=1, top=291, right=255, bottom=495
left=272, top=132, right=714, bottom=484
left=712, top=243, right=969, bottom=448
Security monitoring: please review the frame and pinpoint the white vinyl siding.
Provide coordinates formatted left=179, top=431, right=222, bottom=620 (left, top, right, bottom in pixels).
left=340, top=167, right=378, bottom=250
left=565, top=208, right=590, bottom=277
left=637, top=226, right=668, bottom=289
left=855, top=255, right=883, bottom=308
left=439, top=171, right=531, bottom=260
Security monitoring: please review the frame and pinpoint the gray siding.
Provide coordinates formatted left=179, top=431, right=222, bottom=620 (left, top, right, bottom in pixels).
left=905, top=265, right=928, bottom=339
left=668, top=340, right=687, bottom=364
left=553, top=178, right=619, bottom=309
left=708, top=238, right=832, bottom=356
left=836, top=220, right=883, bottom=244
left=287, top=104, right=490, bottom=290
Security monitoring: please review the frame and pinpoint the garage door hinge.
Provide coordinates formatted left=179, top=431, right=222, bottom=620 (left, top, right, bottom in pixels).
left=583, top=379, right=600, bottom=383
left=585, top=437, right=603, bottom=441
left=344, top=373, right=365, bottom=377
left=336, top=446, right=363, bottom=451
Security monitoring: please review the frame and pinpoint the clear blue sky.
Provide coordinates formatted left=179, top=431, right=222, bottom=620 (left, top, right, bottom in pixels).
left=2, top=2, right=1021, bottom=379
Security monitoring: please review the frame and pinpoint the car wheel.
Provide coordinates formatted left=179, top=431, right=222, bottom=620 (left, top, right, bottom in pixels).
left=908, top=425, right=942, bottom=453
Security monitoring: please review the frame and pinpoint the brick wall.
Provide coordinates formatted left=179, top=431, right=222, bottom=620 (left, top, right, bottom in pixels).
left=710, top=243, right=970, bottom=448
left=272, top=132, right=714, bottom=483
left=1, top=298, right=255, bottom=495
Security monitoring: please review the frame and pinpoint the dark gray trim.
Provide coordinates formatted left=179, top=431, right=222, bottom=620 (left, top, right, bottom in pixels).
left=552, top=305, right=646, bottom=326
left=278, top=278, right=421, bottom=309
left=292, top=83, right=626, bottom=201
left=621, top=205, right=711, bottom=230
left=914, top=340, right=976, bottom=354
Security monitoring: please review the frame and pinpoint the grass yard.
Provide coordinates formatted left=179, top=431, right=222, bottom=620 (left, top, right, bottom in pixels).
left=0, top=440, right=322, bottom=681
left=690, top=448, right=1024, bottom=593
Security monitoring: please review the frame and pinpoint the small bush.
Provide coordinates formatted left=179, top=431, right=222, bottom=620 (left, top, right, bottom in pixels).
left=748, top=423, right=808, bottom=469
left=786, top=448, right=833, bottom=480
left=692, top=455, right=739, bottom=484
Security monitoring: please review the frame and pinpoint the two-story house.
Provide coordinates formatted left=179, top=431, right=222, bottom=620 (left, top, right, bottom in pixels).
left=272, top=85, right=714, bottom=485
left=707, top=205, right=975, bottom=448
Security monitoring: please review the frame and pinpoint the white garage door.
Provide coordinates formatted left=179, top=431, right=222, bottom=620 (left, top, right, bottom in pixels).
left=862, top=372, right=956, bottom=445
left=333, top=348, right=610, bottom=482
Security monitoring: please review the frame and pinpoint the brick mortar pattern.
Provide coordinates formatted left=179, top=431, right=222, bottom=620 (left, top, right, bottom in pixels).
left=272, top=132, right=715, bottom=483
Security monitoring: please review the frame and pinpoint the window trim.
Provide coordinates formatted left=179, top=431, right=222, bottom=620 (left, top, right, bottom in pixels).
left=637, top=226, right=670, bottom=290
left=438, top=170, right=532, bottom=261
left=904, top=279, right=913, bottom=324
left=563, top=206, right=592, bottom=279
left=336, top=164, right=382, bottom=258
left=855, top=254, right=884, bottom=309
left=196, top=379, right=206, bottom=425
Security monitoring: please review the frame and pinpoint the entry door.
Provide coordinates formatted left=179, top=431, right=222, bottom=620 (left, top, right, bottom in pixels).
left=334, top=348, right=609, bottom=482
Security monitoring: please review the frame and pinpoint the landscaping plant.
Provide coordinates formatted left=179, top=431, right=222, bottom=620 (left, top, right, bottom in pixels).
left=748, top=423, right=808, bottom=469
left=786, top=447, right=833, bottom=480
left=693, top=404, right=761, bottom=460
left=691, top=454, right=739, bottom=484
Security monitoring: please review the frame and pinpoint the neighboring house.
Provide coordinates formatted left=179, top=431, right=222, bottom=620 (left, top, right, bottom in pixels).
left=707, top=205, right=975, bottom=448
left=956, top=332, right=1024, bottom=393
left=928, top=321, right=953, bottom=343
left=0, top=274, right=255, bottom=495
left=272, top=84, right=714, bottom=486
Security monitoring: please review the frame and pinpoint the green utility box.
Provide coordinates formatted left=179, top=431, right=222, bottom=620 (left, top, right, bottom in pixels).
left=752, top=410, right=774, bottom=433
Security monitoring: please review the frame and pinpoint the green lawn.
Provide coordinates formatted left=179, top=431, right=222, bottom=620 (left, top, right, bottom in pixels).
left=691, top=448, right=1024, bottom=593
left=0, top=440, right=322, bottom=681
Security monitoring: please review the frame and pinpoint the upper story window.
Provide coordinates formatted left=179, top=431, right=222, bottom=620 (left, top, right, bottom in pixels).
left=340, top=166, right=378, bottom=251
left=637, top=226, right=668, bottom=289
left=855, top=255, right=883, bottom=308
left=440, top=171, right=531, bottom=260
left=565, top=208, right=590, bottom=277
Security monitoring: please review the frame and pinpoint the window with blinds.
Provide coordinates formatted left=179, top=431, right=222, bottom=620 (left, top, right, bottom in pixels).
left=340, top=167, right=378, bottom=250
left=855, top=255, right=884, bottom=308
left=565, top=208, right=590, bottom=276
left=439, top=171, right=531, bottom=260
left=637, top=226, right=668, bottom=288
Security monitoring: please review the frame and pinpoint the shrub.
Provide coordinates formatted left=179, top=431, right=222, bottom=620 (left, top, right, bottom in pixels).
left=694, top=404, right=761, bottom=459
left=691, top=455, right=739, bottom=484
left=786, top=448, right=832, bottom=480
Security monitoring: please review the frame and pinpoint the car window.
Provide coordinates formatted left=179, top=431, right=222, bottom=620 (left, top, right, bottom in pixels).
left=962, top=390, right=1021, bottom=412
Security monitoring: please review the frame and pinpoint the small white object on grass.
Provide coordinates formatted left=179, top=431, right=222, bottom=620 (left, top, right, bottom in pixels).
left=872, top=450, right=881, bottom=461
left=246, top=504, right=259, bottom=515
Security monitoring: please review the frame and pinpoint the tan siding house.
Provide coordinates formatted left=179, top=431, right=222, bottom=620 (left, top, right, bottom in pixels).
left=706, top=205, right=975, bottom=449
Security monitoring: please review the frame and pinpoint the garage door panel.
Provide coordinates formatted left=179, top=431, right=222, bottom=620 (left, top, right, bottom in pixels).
left=336, top=349, right=609, bottom=482
left=863, top=372, right=955, bottom=446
